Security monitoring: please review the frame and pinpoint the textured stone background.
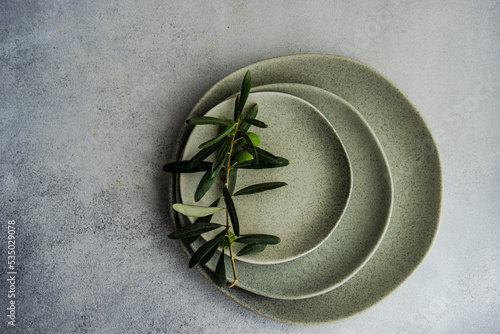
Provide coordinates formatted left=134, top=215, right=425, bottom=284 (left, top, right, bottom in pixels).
left=1, top=1, right=499, bottom=333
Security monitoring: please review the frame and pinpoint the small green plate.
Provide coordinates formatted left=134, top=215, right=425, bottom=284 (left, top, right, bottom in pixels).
left=179, top=91, right=352, bottom=264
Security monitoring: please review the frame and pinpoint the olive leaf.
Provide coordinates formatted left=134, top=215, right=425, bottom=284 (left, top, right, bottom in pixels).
left=198, top=123, right=236, bottom=149
left=184, top=198, right=221, bottom=244
left=194, top=166, right=222, bottom=202
left=240, top=145, right=284, bottom=165
left=221, top=231, right=235, bottom=248
left=233, top=95, right=241, bottom=123
left=211, top=137, right=231, bottom=174
left=233, top=182, right=287, bottom=196
left=173, top=203, right=224, bottom=217
left=235, top=71, right=251, bottom=121
left=239, top=103, right=258, bottom=132
left=234, top=234, right=281, bottom=245
left=163, top=161, right=211, bottom=173
left=241, top=118, right=268, bottom=128
left=234, top=157, right=289, bottom=169
left=168, top=222, right=224, bottom=239
left=223, top=185, right=239, bottom=236
left=252, top=146, right=283, bottom=164
left=192, top=199, right=221, bottom=224
left=242, top=132, right=260, bottom=146
left=214, top=251, right=227, bottom=287
left=236, top=244, right=267, bottom=257
left=189, top=229, right=227, bottom=268
left=187, top=140, right=224, bottom=171
left=187, top=116, right=232, bottom=127
left=199, top=238, right=222, bottom=267
left=238, top=131, right=258, bottom=163
left=234, top=150, right=253, bottom=164
left=228, top=168, right=237, bottom=195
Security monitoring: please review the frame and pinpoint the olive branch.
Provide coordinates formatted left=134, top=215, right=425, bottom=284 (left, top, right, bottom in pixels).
left=163, top=71, right=289, bottom=287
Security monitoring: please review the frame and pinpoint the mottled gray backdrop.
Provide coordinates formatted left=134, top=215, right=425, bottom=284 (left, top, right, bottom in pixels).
left=1, top=1, right=499, bottom=333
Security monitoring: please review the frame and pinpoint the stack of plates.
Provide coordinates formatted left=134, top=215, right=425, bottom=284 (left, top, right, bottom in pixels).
left=167, top=54, right=442, bottom=325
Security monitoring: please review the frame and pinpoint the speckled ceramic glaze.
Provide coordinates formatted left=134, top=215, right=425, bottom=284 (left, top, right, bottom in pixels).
left=199, top=84, right=392, bottom=299
left=168, top=54, right=442, bottom=325
left=179, top=91, right=352, bottom=264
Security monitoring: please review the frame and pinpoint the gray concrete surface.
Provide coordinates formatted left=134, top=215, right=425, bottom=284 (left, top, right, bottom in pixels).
left=1, top=1, right=499, bottom=333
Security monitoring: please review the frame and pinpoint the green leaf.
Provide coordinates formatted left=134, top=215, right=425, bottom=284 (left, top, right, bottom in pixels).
left=189, top=229, right=227, bottom=268
left=239, top=132, right=258, bottom=163
left=223, top=185, right=239, bottom=236
left=211, top=137, right=231, bottom=174
left=168, top=222, right=224, bottom=239
left=193, top=199, right=221, bottom=223
left=236, top=71, right=251, bottom=120
left=186, top=116, right=232, bottom=127
left=233, top=182, right=287, bottom=196
left=241, top=118, right=268, bottom=128
left=214, top=251, right=227, bottom=286
left=219, top=119, right=235, bottom=134
left=194, top=165, right=222, bottom=202
left=236, top=244, right=267, bottom=257
left=234, top=150, right=253, bottom=164
left=172, top=203, right=224, bottom=217
left=241, top=145, right=284, bottom=165
left=239, top=104, right=258, bottom=132
left=244, top=132, right=260, bottom=146
left=185, top=198, right=221, bottom=244
left=235, top=157, right=289, bottom=169
left=198, top=123, right=236, bottom=149
left=233, top=95, right=240, bottom=123
left=221, top=231, right=235, bottom=249
left=235, top=234, right=281, bottom=245
left=163, top=161, right=211, bottom=173
left=228, top=168, right=237, bottom=195
left=199, top=238, right=221, bottom=266
left=187, top=140, right=224, bottom=171
left=254, top=146, right=282, bottom=164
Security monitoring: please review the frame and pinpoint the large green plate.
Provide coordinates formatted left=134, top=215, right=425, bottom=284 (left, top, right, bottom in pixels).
left=167, top=54, right=442, bottom=325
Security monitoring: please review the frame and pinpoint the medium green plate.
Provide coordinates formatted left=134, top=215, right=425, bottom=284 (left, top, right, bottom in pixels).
left=190, top=84, right=393, bottom=300
left=167, top=54, right=442, bottom=325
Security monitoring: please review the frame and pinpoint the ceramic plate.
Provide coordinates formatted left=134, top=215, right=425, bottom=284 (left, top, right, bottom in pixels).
left=167, top=54, right=442, bottom=325
left=179, top=91, right=352, bottom=264
left=196, top=83, right=393, bottom=299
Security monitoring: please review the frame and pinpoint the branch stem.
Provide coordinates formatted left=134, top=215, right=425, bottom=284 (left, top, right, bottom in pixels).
left=224, top=119, right=240, bottom=287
